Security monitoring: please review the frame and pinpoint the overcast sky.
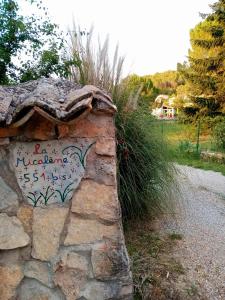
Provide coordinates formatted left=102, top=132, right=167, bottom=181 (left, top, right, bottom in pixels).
left=26, top=0, right=214, bottom=76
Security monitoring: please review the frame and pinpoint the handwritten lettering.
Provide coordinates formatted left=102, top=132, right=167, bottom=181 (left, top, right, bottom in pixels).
left=14, top=140, right=95, bottom=207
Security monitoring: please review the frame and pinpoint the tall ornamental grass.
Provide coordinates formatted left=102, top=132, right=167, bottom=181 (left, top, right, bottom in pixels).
left=68, top=25, right=176, bottom=219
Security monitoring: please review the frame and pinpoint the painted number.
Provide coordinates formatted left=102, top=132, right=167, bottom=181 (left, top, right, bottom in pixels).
left=24, top=173, right=30, bottom=183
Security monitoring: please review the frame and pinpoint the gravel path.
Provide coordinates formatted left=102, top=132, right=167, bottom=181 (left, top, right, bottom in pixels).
left=161, top=165, right=225, bottom=300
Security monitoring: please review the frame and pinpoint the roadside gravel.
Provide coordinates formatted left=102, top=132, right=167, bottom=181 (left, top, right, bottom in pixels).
left=160, top=165, right=225, bottom=300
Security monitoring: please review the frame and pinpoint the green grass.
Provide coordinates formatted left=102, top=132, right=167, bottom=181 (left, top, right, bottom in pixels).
left=125, top=219, right=186, bottom=299
left=151, top=120, right=225, bottom=176
left=169, top=232, right=183, bottom=241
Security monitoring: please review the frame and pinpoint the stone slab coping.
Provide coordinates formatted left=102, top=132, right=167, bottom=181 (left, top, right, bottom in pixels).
left=0, top=78, right=116, bottom=127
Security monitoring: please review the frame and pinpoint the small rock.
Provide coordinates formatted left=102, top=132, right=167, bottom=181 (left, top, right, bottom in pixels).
left=24, top=113, right=56, bottom=141
left=0, top=264, right=23, bottom=300
left=17, top=278, right=65, bottom=300
left=54, top=268, right=86, bottom=300
left=91, top=241, right=130, bottom=280
left=85, top=155, right=117, bottom=186
left=79, top=280, right=120, bottom=300
left=0, top=213, right=30, bottom=249
left=64, top=217, right=119, bottom=245
left=32, top=207, right=69, bottom=261
left=56, top=251, right=89, bottom=273
left=0, top=138, right=9, bottom=145
left=95, top=137, right=115, bottom=156
left=24, top=260, right=54, bottom=288
left=69, top=113, right=115, bottom=138
left=17, top=205, right=33, bottom=234
left=0, top=176, right=19, bottom=214
left=57, top=124, right=69, bottom=138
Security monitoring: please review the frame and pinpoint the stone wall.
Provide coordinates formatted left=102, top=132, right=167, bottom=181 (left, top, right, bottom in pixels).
left=0, top=112, right=132, bottom=300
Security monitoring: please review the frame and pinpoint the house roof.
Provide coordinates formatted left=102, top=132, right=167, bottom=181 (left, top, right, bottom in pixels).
left=0, top=78, right=116, bottom=127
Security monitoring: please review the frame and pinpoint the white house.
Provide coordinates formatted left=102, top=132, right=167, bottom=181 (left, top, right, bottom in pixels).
left=152, top=95, right=176, bottom=119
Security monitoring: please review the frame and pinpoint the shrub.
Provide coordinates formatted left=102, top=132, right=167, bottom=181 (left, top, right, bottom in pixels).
left=116, top=106, right=175, bottom=219
left=214, top=120, right=225, bottom=150
left=68, top=25, right=176, bottom=219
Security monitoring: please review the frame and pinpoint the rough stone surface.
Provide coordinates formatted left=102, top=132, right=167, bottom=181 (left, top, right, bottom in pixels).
left=85, top=154, right=117, bottom=186
left=79, top=280, right=120, bottom=300
left=24, top=113, right=56, bottom=140
left=0, top=213, right=30, bottom=249
left=0, top=137, right=9, bottom=145
left=95, top=137, right=116, bottom=156
left=18, top=278, right=65, bottom=300
left=71, top=180, right=119, bottom=223
left=0, top=176, right=19, bottom=214
left=0, top=264, right=23, bottom=300
left=57, top=124, right=69, bottom=138
left=54, top=268, right=86, bottom=300
left=0, top=249, right=20, bottom=264
left=17, top=205, right=33, bottom=234
left=54, top=250, right=89, bottom=274
left=64, top=217, right=119, bottom=245
left=24, top=260, right=54, bottom=288
left=0, top=78, right=115, bottom=126
left=119, top=284, right=133, bottom=299
left=69, top=113, right=115, bottom=138
left=91, top=241, right=130, bottom=280
left=32, top=207, right=69, bottom=261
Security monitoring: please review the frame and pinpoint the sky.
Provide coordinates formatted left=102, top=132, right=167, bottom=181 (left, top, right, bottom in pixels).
left=25, top=0, right=214, bottom=76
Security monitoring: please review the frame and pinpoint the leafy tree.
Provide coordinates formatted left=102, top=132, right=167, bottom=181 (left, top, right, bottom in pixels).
left=0, top=0, right=69, bottom=84
left=179, top=0, right=225, bottom=116
left=121, top=74, right=157, bottom=108
left=150, top=70, right=179, bottom=95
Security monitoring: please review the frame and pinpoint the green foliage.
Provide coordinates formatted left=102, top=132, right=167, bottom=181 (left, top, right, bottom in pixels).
left=116, top=105, right=175, bottom=219
left=178, top=140, right=196, bottom=154
left=0, top=0, right=69, bottom=84
left=214, top=120, right=225, bottom=149
left=150, top=70, right=179, bottom=95
left=178, top=0, right=225, bottom=116
left=121, top=74, right=158, bottom=108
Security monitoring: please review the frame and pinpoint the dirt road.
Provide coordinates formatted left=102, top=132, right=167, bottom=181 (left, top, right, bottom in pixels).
left=161, top=165, right=225, bottom=300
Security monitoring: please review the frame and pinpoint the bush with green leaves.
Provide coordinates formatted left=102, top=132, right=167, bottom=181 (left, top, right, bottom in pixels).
left=214, top=120, right=225, bottom=151
left=0, top=0, right=69, bottom=84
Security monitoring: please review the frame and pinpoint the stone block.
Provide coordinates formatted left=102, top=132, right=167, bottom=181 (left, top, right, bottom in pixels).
left=23, top=113, right=56, bottom=141
left=0, top=213, right=30, bottom=250
left=69, top=113, right=115, bottom=138
left=71, top=180, right=119, bottom=223
left=57, top=124, right=69, bottom=138
left=32, top=207, right=69, bottom=261
left=24, top=260, right=54, bottom=288
left=95, top=137, right=116, bottom=156
left=17, top=205, right=33, bottom=234
left=0, top=264, right=23, bottom=300
left=0, top=138, right=9, bottom=145
left=91, top=241, right=130, bottom=280
left=0, top=176, right=19, bottom=214
left=54, top=268, right=86, bottom=300
left=0, top=127, right=21, bottom=138
left=55, top=251, right=89, bottom=273
left=85, top=154, right=117, bottom=186
left=118, top=284, right=133, bottom=299
left=64, top=217, right=119, bottom=245
left=17, top=278, right=65, bottom=300
left=79, top=280, right=120, bottom=300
